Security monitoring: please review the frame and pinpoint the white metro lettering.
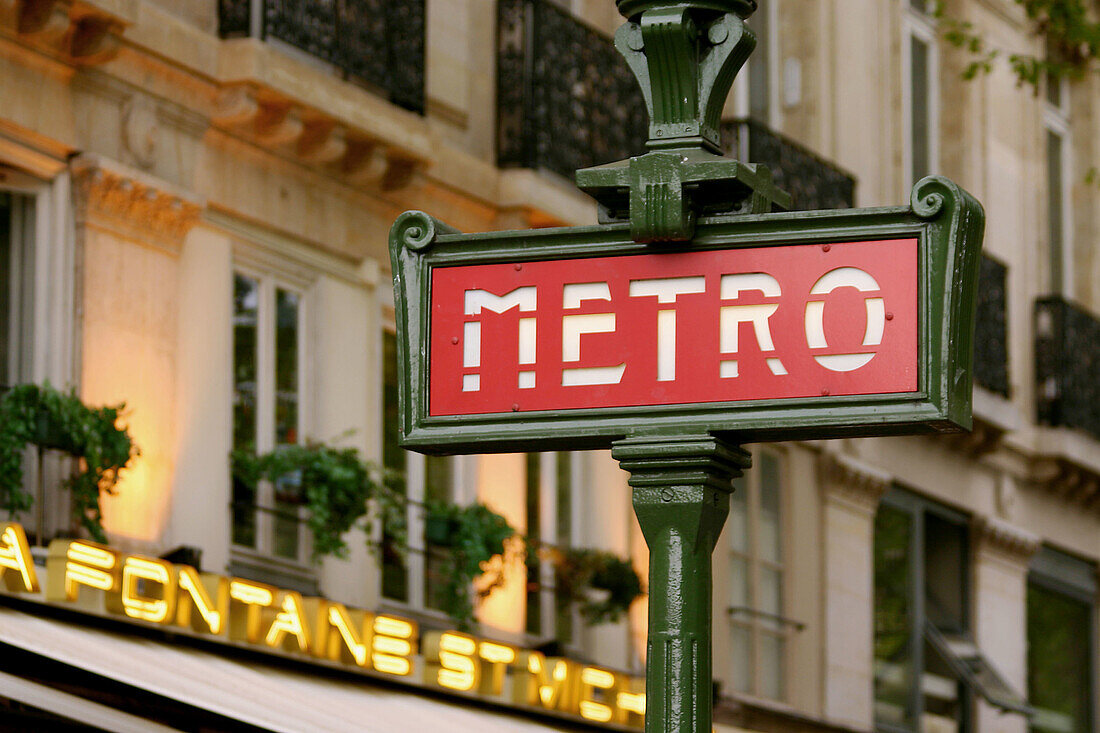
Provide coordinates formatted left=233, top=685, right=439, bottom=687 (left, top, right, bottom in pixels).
left=628, top=276, right=706, bottom=381
left=463, top=287, right=537, bottom=391
left=561, top=282, right=626, bottom=387
left=719, top=273, right=788, bottom=378
left=804, top=267, right=885, bottom=372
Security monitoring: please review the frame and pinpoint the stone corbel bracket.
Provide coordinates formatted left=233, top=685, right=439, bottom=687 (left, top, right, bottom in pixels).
left=1031, top=457, right=1100, bottom=510
left=72, top=154, right=204, bottom=250
left=211, top=85, right=429, bottom=194
left=819, top=452, right=891, bottom=513
left=1, top=0, right=133, bottom=64
left=972, top=514, right=1039, bottom=562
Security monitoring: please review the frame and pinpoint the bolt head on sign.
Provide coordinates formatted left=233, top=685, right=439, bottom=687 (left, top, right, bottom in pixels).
left=389, top=176, right=984, bottom=455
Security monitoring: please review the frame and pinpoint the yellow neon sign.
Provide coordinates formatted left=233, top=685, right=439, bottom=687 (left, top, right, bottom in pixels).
left=0, top=523, right=38, bottom=593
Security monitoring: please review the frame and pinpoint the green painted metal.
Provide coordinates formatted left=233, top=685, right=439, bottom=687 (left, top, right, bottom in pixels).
left=388, top=175, right=984, bottom=455
left=577, top=2, right=790, bottom=241
left=612, top=434, right=750, bottom=733
left=388, top=2, right=985, bottom=732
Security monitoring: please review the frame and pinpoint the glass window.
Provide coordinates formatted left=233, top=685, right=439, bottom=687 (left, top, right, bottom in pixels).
left=381, top=325, right=456, bottom=612
left=0, top=193, right=12, bottom=388
left=525, top=451, right=578, bottom=641
left=1028, top=548, right=1096, bottom=733
left=747, top=5, right=770, bottom=124
left=0, top=191, right=33, bottom=391
left=728, top=449, right=787, bottom=700
left=231, top=272, right=305, bottom=560
left=1046, top=129, right=1065, bottom=294
left=910, top=35, right=931, bottom=183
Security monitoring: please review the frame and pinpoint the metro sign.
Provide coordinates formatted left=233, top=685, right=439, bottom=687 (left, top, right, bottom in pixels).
left=390, top=178, right=983, bottom=454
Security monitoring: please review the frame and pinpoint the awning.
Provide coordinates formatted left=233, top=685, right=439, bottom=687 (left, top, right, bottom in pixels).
left=0, top=605, right=573, bottom=732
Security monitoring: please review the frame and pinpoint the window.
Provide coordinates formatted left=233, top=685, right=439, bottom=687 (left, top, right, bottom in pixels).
left=381, top=328, right=457, bottom=613
left=231, top=271, right=308, bottom=562
left=874, top=489, right=1026, bottom=732
left=0, top=191, right=33, bottom=388
left=1028, top=547, right=1096, bottom=733
left=905, top=1, right=938, bottom=185
left=524, top=451, right=577, bottom=642
left=1043, top=74, right=1071, bottom=296
left=729, top=0, right=779, bottom=125
left=727, top=448, right=787, bottom=700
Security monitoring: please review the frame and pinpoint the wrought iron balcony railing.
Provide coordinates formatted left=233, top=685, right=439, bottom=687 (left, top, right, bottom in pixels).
left=1036, top=296, right=1100, bottom=441
left=217, top=0, right=426, bottom=114
left=720, top=120, right=856, bottom=211
left=974, top=255, right=1009, bottom=397
left=496, top=1, right=856, bottom=214
left=497, top=0, right=647, bottom=180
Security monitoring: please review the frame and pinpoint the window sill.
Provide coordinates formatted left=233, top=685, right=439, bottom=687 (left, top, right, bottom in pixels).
left=228, top=545, right=318, bottom=596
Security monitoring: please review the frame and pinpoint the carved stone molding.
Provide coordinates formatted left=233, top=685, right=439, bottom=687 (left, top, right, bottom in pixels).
left=211, top=84, right=428, bottom=193
left=972, top=514, right=1040, bottom=562
left=72, top=156, right=203, bottom=249
left=1, top=0, right=131, bottom=65
left=819, top=452, right=891, bottom=513
left=1031, top=456, right=1100, bottom=510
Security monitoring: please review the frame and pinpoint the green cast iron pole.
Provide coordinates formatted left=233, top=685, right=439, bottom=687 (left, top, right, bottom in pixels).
left=613, top=435, right=750, bottom=732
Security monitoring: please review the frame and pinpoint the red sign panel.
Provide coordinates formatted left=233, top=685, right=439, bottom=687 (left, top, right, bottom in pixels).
left=429, top=239, right=918, bottom=416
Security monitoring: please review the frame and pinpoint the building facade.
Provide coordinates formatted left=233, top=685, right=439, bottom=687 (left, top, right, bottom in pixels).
left=0, top=0, right=1098, bottom=731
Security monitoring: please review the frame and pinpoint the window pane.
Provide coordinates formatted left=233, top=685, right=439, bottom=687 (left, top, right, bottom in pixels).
left=1028, top=583, right=1092, bottom=733
left=731, top=623, right=752, bottom=694
left=1047, top=130, right=1064, bottom=294
left=924, top=512, right=967, bottom=633
left=0, top=193, right=11, bottom=387
left=759, top=632, right=785, bottom=700
left=910, top=0, right=928, bottom=13
left=555, top=453, right=573, bottom=642
left=874, top=503, right=915, bottom=728
left=233, top=274, right=259, bottom=450
left=730, top=555, right=750, bottom=608
left=273, top=471, right=302, bottom=560
left=274, top=289, right=299, bottom=445
left=1045, top=72, right=1062, bottom=108
left=729, top=475, right=748, bottom=553
left=747, top=8, right=769, bottom=122
left=910, top=36, right=931, bottom=183
left=758, top=452, right=781, bottom=564
left=424, top=455, right=453, bottom=612
left=760, top=565, right=782, bottom=621
left=526, top=453, right=542, bottom=635
left=381, top=330, right=408, bottom=601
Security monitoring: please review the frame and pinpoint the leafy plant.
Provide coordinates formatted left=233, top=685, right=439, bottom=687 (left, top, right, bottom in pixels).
left=0, top=382, right=137, bottom=542
left=552, top=547, right=644, bottom=625
left=231, top=443, right=381, bottom=559
left=425, top=500, right=517, bottom=630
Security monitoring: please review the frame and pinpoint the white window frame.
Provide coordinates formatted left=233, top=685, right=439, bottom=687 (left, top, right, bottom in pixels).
left=379, top=299, right=471, bottom=616
left=230, top=264, right=312, bottom=565
left=730, top=0, right=780, bottom=127
left=726, top=445, right=790, bottom=702
left=1042, top=74, right=1072, bottom=297
left=525, top=450, right=582, bottom=643
left=902, top=4, right=939, bottom=188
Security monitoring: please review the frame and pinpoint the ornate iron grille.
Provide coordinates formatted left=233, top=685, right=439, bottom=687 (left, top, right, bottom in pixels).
left=1036, top=296, right=1100, bottom=440
left=974, top=255, right=1009, bottom=397
left=497, top=0, right=648, bottom=180
left=218, top=0, right=425, bottom=114
left=721, top=119, right=856, bottom=211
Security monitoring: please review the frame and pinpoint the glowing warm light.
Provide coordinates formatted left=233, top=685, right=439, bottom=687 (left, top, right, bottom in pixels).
left=578, top=666, right=616, bottom=723
left=119, top=557, right=175, bottom=623
left=48, top=540, right=119, bottom=602
left=176, top=567, right=226, bottom=634
left=617, top=691, right=646, bottom=715
left=0, top=523, right=38, bottom=592
left=323, top=604, right=368, bottom=666
left=264, top=592, right=311, bottom=652
left=579, top=701, right=614, bottom=722
left=435, top=632, right=479, bottom=691
left=371, top=615, right=416, bottom=677
left=477, top=640, right=517, bottom=694
left=228, top=579, right=275, bottom=643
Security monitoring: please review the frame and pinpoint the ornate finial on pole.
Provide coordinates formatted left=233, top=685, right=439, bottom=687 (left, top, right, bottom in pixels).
left=577, top=0, right=789, bottom=242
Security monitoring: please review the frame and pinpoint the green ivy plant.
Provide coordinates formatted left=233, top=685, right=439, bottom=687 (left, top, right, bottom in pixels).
left=424, top=500, right=517, bottom=630
left=552, top=547, right=644, bottom=625
left=0, top=382, right=137, bottom=542
left=231, top=443, right=381, bottom=559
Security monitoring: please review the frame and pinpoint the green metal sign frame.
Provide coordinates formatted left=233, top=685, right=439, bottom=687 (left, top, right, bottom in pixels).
left=389, top=175, right=983, bottom=456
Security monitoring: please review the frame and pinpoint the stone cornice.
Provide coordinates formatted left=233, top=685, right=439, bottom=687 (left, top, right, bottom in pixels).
left=972, top=514, right=1040, bottom=561
left=819, top=452, right=891, bottom=512
left=72, top=154, right=203, bottom=249
left=0, top=0, right=133, bottom=65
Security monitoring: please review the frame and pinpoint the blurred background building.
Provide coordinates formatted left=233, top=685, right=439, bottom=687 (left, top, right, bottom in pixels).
left=0, top=0, right=1098, bottom=731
